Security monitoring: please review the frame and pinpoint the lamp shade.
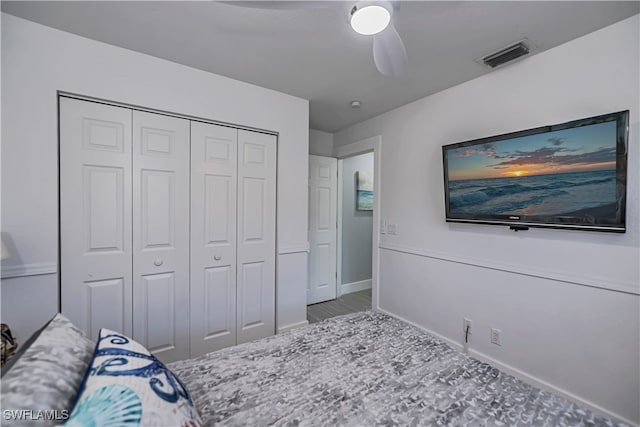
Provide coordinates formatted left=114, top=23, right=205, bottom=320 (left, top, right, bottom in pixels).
left=1, top=237, right=10, bottom=261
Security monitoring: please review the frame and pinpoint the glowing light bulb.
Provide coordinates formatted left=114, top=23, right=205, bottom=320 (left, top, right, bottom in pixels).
left=350, top=5, right=391, bottom=36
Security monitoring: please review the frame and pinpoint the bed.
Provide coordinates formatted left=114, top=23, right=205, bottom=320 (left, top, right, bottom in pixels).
left=1, top=311, right=627, bottom=426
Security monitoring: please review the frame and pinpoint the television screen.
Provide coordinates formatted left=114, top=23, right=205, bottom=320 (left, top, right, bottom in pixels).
left=442, top=111, right=629, bottom=232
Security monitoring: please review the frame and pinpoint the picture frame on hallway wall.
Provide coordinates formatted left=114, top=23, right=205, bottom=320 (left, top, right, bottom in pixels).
left=356, top=171, right=373, bottom=211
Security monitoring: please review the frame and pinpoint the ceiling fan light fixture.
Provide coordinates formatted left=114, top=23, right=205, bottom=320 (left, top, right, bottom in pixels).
left=350, top=4, right=391, bottom=35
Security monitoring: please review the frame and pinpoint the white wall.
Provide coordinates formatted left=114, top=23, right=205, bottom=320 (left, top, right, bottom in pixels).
left=334, top=15, right=640, bottom=425
left=341, top=153, right=373, bottom=290
left=0, top=13, right=309, bottom=342
left=309, top=128, right=333, bottom=156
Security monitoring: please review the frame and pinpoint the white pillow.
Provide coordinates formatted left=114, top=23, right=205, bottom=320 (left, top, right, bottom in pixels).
left=65, top=328, right=202, bottom=426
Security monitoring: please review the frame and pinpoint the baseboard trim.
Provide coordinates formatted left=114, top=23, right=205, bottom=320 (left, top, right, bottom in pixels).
left=1, top=262, right=57, bottom=279
left=342, top=279, right=372, bottom=295
left=277, top=320, right=309, bottom=334
left=376, top=307, right=636, bottom=427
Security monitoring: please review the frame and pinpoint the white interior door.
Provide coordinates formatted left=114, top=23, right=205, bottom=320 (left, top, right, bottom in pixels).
left=60, top=97, right=133, bottom=340
left=132, top=111, right=190, bottom=363
left=236, top=130, right=276, bottom=344
left=307, top=155, right=338, bottom=305
left=190, top=122, right=238, bottom=356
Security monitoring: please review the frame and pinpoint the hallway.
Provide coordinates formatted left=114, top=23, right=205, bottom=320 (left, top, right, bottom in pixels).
left=306, top=289, right=372, bottom=324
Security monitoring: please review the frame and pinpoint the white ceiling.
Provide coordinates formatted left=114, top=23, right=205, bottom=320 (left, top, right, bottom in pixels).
left=2, top=1, right=638, bottom=132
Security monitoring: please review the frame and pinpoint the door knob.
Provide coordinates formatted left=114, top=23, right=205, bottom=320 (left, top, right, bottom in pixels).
left=154, top=259, right=163, bottom=266
left=214, top=255, right=222, bottom=261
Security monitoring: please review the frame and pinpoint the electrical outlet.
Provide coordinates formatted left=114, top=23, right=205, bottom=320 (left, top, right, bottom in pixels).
left=491, top=328, right=502, bottom=346
left=463, top=318, right=472, bottom=335
left=380, top=220, right=387, bottom=234
left=463, top=318, right=472, bottom=344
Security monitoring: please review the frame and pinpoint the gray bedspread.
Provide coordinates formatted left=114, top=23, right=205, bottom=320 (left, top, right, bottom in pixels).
left=168, top=311, right=625, bottom=426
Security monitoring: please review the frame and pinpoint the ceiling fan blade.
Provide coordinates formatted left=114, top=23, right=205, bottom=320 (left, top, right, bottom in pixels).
left=218, top=1, right=331, bottom=10
left=372, top=23, right=408, bottom=77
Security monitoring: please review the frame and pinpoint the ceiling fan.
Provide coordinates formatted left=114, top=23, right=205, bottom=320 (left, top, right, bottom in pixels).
left=221, top=1, right=409, bottom=78
left=349, top=1, right=408, bottom=77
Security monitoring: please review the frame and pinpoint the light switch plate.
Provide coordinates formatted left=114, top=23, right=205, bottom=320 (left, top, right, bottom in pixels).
left=387, top=223, right=397, bottom=235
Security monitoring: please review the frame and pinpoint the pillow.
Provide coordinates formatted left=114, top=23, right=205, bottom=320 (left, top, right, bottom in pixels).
left=1, top=316, right=58, bottom=378
left=65, top=328, right=202, bottom=427
left=0, top=313, right=96, bottom=425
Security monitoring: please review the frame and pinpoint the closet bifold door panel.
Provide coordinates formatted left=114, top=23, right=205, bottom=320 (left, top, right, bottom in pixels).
left=61, top=96, right=277, bottom=360
left=190, top=122, right=238, bottom=356
left=190, top=124, right=277, bottom=356
left=61, top=98, right=191, bottom=362
left=60, top=98, right=133, bottom=340
left=132, top=111, right=190, bottom=362
left=236, top=130, right=276, bottom=345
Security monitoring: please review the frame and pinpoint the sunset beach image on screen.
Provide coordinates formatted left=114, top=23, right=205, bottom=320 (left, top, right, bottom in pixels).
left=445, top=120, right=618, bottom=218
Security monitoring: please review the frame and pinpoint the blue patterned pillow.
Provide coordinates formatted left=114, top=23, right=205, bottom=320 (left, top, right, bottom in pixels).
left=65, top=328, right=202, bottom=427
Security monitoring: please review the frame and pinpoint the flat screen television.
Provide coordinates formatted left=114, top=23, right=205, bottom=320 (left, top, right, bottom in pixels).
left=442, top=111, right=629, bottom=233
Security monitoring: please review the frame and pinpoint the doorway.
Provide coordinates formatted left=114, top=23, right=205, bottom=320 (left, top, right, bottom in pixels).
left=338, top=151, right=374, bottom=295
left=307, top=150, right=375, bottom=323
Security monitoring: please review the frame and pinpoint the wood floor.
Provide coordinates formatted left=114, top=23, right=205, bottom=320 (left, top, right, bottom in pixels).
left=307, top=288, right=372, bottom=324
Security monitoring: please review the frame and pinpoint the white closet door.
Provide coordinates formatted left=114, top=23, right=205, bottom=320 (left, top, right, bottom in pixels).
left=132, top=111, right=190, bottom=363
left=60, top=97, right=133, bottom=340
left=236, top=130, right=276, bottom=344
left=190, top=122, right=238, bottom=356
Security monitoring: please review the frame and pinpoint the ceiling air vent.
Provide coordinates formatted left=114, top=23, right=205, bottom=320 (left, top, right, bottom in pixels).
left=482, top=40, right=530, bottom=68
